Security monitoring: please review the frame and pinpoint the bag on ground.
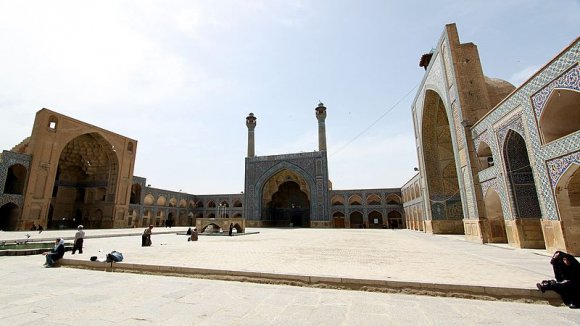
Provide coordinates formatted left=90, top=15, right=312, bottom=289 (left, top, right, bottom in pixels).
left=106, top=251, right=124, bottom=262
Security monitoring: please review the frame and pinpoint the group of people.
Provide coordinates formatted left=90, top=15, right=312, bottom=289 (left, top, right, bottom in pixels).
left=43, top=223, right=577, bottom=309
left=42, top=225, right=85, bottom=267
left=142, top=225, right=200, bottom=245
left=30, top=223, right=44, bottom=233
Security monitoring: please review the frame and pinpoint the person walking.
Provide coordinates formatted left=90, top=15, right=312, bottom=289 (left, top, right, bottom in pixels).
left=142, top=225, right=153, bottom=246
left=72, top=225, right=85, bottom=254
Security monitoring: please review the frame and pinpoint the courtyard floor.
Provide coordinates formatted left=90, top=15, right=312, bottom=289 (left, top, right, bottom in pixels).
left=0, top=227, right=578, bottom=325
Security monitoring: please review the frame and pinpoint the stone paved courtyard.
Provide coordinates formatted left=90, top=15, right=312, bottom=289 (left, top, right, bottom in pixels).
left=0, top=228, right=578, bottom=325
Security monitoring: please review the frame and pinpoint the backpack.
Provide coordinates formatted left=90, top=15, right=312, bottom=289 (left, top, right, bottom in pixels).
left=106, top=251, right=124, bottom=262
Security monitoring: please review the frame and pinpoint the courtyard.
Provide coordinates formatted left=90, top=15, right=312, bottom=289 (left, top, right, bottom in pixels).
left=0, top=227, right=578, bottom=324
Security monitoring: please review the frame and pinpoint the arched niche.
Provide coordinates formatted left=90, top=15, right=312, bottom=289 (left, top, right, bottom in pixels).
left=386, top=193, right=401, bottom=205
left=477, top=141, right=494, bottom=170
left=554, top=163, right=580, bottom=255
left=0, top=202, right=20, bottom=231
left=368, top=210, right=383, bottom=228
left=349, top=211, right=363, bottom=228
left=3, top=164, right=27, bottom=195
left=348, top=195, right=362, bottom=206
left=539, top=89, right=580, bottom=144
left=483, top=187, right=507, bottom=243
left=331, top=195, right=345, bottom=206
left=52, top=132, right=118, bottom=229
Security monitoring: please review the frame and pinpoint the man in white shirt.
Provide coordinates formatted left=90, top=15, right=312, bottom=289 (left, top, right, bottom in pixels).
left=72, top=225, right=85, bottom=254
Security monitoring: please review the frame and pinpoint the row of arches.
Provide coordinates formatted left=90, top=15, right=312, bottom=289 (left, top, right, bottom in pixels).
left=331, top=210, right=404, bottom=229
left=135, top=190, right=243, bottom=209
left=331, top=193, right=401, bottom=206
left=127, top=209, right=244, bottom=229
left=402, top=183, right=421, bottom=202
left=404, top=205, right=424, bottom=231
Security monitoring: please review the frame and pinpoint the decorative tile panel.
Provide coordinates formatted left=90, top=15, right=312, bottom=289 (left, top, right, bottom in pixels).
left=480, top=178, right=498, bottom=196
left=546, top=151, right=580, bottom=187
left=531, top=64, right=580, bottom=119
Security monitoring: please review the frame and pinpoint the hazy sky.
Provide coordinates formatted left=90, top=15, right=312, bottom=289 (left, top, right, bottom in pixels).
left=1, top=1, right=579, bottom=194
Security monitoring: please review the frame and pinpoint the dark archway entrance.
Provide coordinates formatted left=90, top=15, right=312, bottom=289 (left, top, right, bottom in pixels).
left=264, top=181, right=310, bottom=227
left=387, top=211, right=403, bottom=229
left=52, top=133, right=118, bottom=229
left=333, top=212, right=345, bottom=228
left=368, top=211, right=383, bottom=228
left=504, top=131, right=542, bottom=218
left=0, top=203, right=19, bottom=231
left=4, top=164, right=27, bottom=194
left=503, top=130, right=544, bottom=248
left=350, top=211, right=363, bottom=228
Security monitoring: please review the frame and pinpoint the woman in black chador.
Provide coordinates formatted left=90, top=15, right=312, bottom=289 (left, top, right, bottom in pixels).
left=537, top=251, right=580, bottom=308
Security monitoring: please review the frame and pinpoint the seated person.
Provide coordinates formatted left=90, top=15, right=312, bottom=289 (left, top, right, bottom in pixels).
left=43, top=238, right=65, bottom=267
left=537, top=251, right=580, bottom=308
left=188, top=227, right=198, bottom=241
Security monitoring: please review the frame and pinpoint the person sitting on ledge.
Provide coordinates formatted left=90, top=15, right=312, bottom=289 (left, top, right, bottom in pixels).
left=537, top=250, right=580, bottom=309
left=188, top=227, right=198, bottom=242
left=43, top=238, right=65, bottom=267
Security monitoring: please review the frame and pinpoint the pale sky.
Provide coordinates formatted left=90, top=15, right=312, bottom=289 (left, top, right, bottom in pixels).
left=1, top=1, right=579, bottom=194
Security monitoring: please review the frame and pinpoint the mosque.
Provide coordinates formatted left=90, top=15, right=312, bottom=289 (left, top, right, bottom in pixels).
left=0, top=24, right=578, bottom=255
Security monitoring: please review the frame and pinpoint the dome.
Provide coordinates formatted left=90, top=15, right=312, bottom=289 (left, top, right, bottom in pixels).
left=485, top=76, right=516, bottom=108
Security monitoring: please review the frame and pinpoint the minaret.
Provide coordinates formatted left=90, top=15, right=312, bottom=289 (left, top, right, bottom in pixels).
left=315, top=102, right=327, bottom=151
left=246, top=113, right=257, bottom=158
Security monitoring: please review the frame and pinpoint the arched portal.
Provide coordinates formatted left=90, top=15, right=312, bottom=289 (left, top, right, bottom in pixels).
left=421, top=90, right=464, bottom=234
left=264, top=181, right=310, bottom=227
left=504, top=131, right=542, bottom=218
left=332, top=212, right=345, bottom=228
left=52, top=133, right=118, bottom=229
left=368, top=211, right=383, bottom=228
left=349, top=211, right=363, bottom=228
left=553, top=164, right=580, bottom=255
left=387, top=211, right=403, bottom=229
left=503, top=130, right=544, bottom=248
left=483, top=188, right=507, bottom=243
left=4, top=164, right=27, bottom=194
left=261, top=169, right=310, bottom=227
left=0, top=203, right=19, bottom=231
